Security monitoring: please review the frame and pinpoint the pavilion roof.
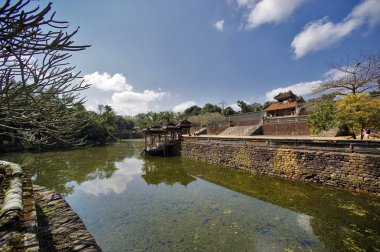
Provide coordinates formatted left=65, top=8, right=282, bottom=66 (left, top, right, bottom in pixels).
left=265, top=101, right=297, bottom=111
left=274, top=91, right=297, bottom=102
left=177, top=119, right=192, bottom=128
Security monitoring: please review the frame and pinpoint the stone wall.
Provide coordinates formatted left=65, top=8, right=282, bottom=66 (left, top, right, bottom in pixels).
left=33, top=185, right=101, bottom=251
left=0, top=162, right=39, bottom=252
left=0, top=161, right=101, bottom=251
left=181, top=142, right=380, bottom=194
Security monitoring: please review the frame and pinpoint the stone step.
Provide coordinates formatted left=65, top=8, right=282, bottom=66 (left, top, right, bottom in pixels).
left=219, top=123, right=262, bottom=136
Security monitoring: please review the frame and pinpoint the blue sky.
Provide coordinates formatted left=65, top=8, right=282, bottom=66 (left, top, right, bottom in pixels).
left=50, top=0, right=380, bottom=115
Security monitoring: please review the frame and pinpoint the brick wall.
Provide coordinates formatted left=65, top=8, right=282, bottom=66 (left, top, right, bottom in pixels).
left=181, top=142, right=380, bottom=194
left=232, top=119, right=261, bottom=127
left=262, top=121, right=310, bottom=135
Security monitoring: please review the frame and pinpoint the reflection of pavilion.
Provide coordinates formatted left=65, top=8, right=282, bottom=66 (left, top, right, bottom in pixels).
left=141, top=158, right=196, bottom=186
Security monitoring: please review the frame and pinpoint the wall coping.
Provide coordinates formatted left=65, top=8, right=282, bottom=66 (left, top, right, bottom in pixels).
left=183, top=136, right=380, bottom=155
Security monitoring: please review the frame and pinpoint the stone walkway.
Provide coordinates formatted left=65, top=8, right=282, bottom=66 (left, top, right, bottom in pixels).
left=33, top=185, right=101, bottom=252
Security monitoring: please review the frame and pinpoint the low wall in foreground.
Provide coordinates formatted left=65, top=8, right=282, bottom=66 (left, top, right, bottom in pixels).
left=181, top=142, right=380, bottom=194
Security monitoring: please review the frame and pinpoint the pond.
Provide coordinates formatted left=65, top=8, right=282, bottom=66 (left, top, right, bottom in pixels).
left=1, top=140, right=379, bottom=251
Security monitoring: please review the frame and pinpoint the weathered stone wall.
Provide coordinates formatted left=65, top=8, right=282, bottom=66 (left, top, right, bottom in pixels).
left=33, top=185, right=101, bottom=251
left=0, top=163, right=39, bottom=252
left=181, top=142, right=380, bottom=194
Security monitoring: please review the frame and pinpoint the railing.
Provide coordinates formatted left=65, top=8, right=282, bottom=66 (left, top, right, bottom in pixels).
left=263, top=115, right=308, bottom=124
left=183, top=136, right=380, bottom=154
left=228, top=112, right=264, bottom=122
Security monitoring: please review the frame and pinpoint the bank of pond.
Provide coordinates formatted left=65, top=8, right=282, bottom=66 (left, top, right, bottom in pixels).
left=0, top=140, right=379, bottom=251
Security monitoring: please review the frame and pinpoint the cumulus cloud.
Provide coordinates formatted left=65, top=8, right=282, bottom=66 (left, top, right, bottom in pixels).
left=214, top=20, right=225, bottom=31
left=173, top=101, right=197, bottom=113
left=84, top=71, right=169, bottom=116
left=291, top=0, right=380, bottom=59
left=78, top=158, right=143, bottom=196
left=83, top=72, right=133, bottom=91
left=323, top=68, right=354, bottom=81
left=111, top=90, right=168, bottom=116
left=265, top=80, right=322, bottom=101
left=238, top=0, right=304, bottom=29
left=236, top=0, right=257, bottom=8
left=229, top=103, right=241, bottom=112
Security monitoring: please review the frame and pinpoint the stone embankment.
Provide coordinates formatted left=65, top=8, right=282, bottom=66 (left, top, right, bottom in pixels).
left=33, top=185, right=101, bottom=251
left=182, top=141, right=380, bottom=194
left=0, top=161, right=39, bottom=251
left=0, top=161, right=101, bottom=251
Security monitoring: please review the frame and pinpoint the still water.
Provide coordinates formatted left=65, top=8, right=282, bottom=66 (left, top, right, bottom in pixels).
left=1, top=140, right=379, bottom=251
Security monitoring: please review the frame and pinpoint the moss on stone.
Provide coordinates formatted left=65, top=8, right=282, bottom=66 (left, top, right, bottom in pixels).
left=42, top=207, right=55, bottom=217
left=233, top=149, right=253, bottom=168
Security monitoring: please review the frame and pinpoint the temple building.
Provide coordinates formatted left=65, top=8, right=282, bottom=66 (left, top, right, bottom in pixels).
left=264, top=91, right=305, bottom=117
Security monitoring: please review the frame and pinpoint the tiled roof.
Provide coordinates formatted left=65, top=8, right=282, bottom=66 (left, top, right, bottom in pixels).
left=265, top=101, right=297, bottom=111
left=274, top=91, right=297, bottom=101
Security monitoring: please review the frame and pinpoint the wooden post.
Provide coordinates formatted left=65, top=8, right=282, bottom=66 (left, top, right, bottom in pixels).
left=164, top=133, right=167, bottom=157
left=144, top=133, right=147, bottom=154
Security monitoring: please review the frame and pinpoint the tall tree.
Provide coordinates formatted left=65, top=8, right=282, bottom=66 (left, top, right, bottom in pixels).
left=316, top=53, right=380, bottom=95
left=307, top=102, right=337, bottom=135
left=202, top=103, right=222, bottom=114
left=237, top=101, right=263, bottom=113
left=0, top=0, right=90, bottom=148
left=183, top=105, right=202, bottom=117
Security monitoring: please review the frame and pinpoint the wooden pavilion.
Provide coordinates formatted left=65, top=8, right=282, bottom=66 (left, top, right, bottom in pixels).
left=142, top=120, right=192, bottom=157
left=264, top=91, right=305, bottom=117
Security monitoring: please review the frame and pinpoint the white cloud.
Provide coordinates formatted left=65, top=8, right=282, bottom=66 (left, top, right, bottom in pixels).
left=350, top=0, right=380, bottom=27
left=214, top=20, right=225, bottom=31
left=78, top=158, right=143, bottom=196
left=229, top=103, right=241, bottom=112
left=236, top=0, right=257, bottom=8
left=324, top=68, right=353, bottom=81
left=238, top=0, right=304, bottom=29
left=291, top=0, right=380, bottom=59
left=265, top=80, right=322, bottom=101
left=83, top=72, right=133, bottom=91
left=83, top=71, right=169, bottom=116
left=111, top=89, right=168, bottom=116
left=173, top=101, right=197, bottom=113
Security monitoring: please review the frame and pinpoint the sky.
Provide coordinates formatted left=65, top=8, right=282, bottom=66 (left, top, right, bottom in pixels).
left=48, top=0, right=380, bottom=115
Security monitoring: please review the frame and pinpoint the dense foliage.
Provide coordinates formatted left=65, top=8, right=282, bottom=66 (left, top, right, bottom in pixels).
left=307, top=102, right=337, bottom=135
left=307, top=93, right=380, bottom=138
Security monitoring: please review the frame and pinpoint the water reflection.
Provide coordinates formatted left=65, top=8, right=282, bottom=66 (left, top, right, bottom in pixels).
left=68, top=157, right=143, bottom=196
left=0, top=141, right=379, bottom=251
left=142, top=157, right=196, bottom=186
left=0, top=141, right=143, bottom=195
left=180, top=159, right=380, bottom=252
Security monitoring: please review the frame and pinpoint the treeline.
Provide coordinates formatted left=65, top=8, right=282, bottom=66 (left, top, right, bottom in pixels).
left=131, top=100, right=271, bottom=129
left=79, top=100, right=271, bottom=145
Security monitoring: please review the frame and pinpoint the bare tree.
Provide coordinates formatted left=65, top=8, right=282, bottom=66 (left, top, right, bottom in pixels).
left=316, top=53, right=380, bottom=95
left=0, top=0, right=90, bottom=149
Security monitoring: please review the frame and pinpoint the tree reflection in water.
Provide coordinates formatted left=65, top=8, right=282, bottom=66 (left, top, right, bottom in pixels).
left=141, top=157, right=196, bottom=186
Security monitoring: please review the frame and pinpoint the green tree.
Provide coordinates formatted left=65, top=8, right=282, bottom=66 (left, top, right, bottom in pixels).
left=307, top=102, right=337, bottom=135
left=183, top=105, right=202, bottom=117
left=237, top=101, right=263, bottom=113
left=202, top=103, right=222, bottom=114
left=336, top=93, right=380, bottom=139
left=222, top=107, right=236, bottom=116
